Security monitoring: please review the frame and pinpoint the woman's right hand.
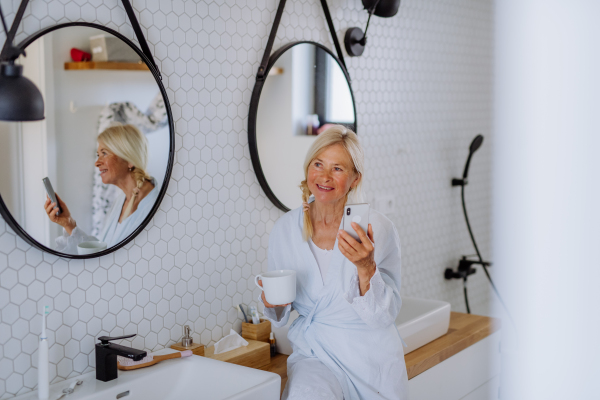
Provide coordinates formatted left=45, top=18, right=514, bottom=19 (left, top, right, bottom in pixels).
left=258, top=279, right=291, bottom=308
left=44, top=194, right=76, bottom=235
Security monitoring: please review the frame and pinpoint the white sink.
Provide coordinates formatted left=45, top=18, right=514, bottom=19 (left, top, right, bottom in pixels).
left=13, top=349, right=280, bottom=400
left=272, top=297, right=451, bottom=356
left=396, top=297, right=451, bottom=354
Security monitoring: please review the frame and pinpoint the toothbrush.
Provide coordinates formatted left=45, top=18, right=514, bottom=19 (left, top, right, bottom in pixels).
left=250, top=305, right=260, bottom=324
left=236, top=304, right=249, bottom=323
left=38, top=306, right=49, bottom=400
left=117, top=350, right=193, bottom=370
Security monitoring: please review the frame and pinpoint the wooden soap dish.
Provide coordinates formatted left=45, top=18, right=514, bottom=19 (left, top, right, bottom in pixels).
left=171, top=342, right=205, bottom=356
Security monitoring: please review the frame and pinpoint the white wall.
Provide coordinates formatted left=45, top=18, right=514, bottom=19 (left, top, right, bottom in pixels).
left=0, top=1, right=494, bottom=398
left=0, top=123, right=22, bottom=221
left=257, top=44, right=320, bottom=210
left=291, top=43, right=315, bottom=137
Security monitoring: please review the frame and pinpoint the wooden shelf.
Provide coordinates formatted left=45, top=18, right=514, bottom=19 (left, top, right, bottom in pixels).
left=64, top=61, right=148, bottom=71
left=269, top=67, right=284, bottom=75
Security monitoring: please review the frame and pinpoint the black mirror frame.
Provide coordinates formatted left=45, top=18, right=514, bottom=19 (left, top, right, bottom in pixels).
left=0, top=22, right=175, bottom=259
left=248, top=0, right=357, bottom=212
left=247, top=41, right=357, bottom=212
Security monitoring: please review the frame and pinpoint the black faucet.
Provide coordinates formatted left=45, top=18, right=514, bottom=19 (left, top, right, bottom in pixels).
left=95, top=334, right=147, bottom=382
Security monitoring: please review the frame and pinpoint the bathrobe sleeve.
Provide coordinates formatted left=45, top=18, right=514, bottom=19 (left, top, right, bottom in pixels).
left=260, top=298, right=292, bottom=328
left=259, top=215, right=294, bottom=328
left=54, top=227, right=98, bottom=255
left=344, top=213, right=403, bottom=329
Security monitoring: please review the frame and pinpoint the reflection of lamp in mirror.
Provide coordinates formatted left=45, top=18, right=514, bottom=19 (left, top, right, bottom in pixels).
left=344, top=0, right=401, bottom=57
left=0, top=0, right=45, bottom=121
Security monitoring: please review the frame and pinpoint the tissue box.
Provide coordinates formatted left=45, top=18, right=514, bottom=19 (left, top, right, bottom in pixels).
left=242, top=319, right=271, bottom=343
left=204, top=339, right=270, bottom=369
left=89, top=34, right=140, bottom=62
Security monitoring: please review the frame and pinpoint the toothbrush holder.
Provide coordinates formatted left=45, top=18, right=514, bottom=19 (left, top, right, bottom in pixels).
left=241, top=319, right=271, bottom=343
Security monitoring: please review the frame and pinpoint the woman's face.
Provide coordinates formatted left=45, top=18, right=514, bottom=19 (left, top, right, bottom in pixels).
left=95, top=141, right=131, bottom=185
left=307, top=144, right=360, bottom=206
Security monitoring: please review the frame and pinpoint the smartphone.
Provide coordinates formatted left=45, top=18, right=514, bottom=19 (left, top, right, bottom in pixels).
left=343, top=203, right=370, bottom=243
left=42, top=177, right=61, bottom=216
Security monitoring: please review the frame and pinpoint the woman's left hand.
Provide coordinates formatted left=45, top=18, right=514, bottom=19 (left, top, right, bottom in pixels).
left=338, top=223, right=376, bottom=295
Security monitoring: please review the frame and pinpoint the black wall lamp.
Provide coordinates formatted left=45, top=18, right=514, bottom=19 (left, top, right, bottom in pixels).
left=344, top=0, right=401, bottom=57
left=0, top=0, right=45, bottom=121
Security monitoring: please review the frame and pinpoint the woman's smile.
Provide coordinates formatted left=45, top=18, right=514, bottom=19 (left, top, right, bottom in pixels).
left=98, top=164, right=111, bottom=183
left=316, top=184, right=334, bottom=191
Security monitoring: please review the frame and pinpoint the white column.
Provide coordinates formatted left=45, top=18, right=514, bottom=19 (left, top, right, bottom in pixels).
left=494, top=1, right=600, bottom=398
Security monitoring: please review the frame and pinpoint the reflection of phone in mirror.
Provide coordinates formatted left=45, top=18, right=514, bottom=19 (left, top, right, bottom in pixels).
left=42, top=177, right=61, bottom=216
left=343, top=203, right=369, bottom=243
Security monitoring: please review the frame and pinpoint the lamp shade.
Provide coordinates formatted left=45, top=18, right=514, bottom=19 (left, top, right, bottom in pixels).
left=0, top=63, right=44, bottom=121
left=362, top=0, right=401, bottom=18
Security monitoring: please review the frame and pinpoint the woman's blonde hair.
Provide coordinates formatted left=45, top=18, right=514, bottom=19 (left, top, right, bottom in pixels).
left=300, top=125, right=364, bottom=241
left=98, top=124, right=151, bottom=220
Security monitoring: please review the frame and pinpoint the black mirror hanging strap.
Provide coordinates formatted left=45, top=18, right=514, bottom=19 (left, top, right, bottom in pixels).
left=0, top=0, right=30, bottom=61
left=319, top=0, right=347, bottom=73
left=256, top=0, right=288, bottom=81
left=121, top=0, right=160, bottom=79
left=257, top=0, right=348, bottom=81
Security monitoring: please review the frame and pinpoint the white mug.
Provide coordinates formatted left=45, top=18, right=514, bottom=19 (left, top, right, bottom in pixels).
left=255, top=270, right=296, bottom=305
left=77, top=241, right=108, bottom=255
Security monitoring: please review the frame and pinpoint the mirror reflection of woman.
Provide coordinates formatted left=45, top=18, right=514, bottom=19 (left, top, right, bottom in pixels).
left=259, top=125, right=408, bottom=399
left=44, top=124, right=158, bottom=254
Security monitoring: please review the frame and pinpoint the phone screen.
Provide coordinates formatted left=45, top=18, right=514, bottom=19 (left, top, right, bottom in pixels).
left=42, top=177, right=61, bottom=216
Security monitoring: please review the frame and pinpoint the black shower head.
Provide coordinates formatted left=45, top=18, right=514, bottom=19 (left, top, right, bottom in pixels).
left=469, top=135, right=484, bottom=155
left=462, top=134, right=484, bottom=179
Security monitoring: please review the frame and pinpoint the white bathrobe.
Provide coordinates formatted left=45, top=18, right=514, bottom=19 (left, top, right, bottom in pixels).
left=55, top=182, right=159, bottom=254
left=262, top=207, right=409, bottom=400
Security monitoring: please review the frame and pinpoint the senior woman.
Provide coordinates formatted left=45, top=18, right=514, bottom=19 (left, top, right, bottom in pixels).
left=44, top=124, right=158, bottom=254
left=259, top=125, right=408, bottom=399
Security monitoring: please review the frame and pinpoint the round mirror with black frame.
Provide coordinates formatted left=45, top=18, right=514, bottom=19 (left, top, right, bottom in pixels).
left=248, top=41, right=357, bottom=212
left=0, top=22, right=174, bottom=259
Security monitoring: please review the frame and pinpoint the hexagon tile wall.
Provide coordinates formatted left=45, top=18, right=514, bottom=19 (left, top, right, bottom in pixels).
left=0, top=0, right=493, bottom=397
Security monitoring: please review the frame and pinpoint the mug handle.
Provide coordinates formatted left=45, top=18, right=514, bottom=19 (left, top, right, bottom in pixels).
left=254, top=274, right=264, bottom=291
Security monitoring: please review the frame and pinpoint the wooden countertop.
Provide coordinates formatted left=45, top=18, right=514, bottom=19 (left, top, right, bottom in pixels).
left=259, top=353, right=289, bottom=395
left=405, top=312, right=500, bottom=379
left=260, top=312, right=500, bottom=394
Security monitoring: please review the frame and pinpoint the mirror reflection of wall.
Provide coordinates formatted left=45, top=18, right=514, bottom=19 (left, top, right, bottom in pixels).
left=0, top=26, right=170, bottom=254
left=255, top=43, right=356, bottom=210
